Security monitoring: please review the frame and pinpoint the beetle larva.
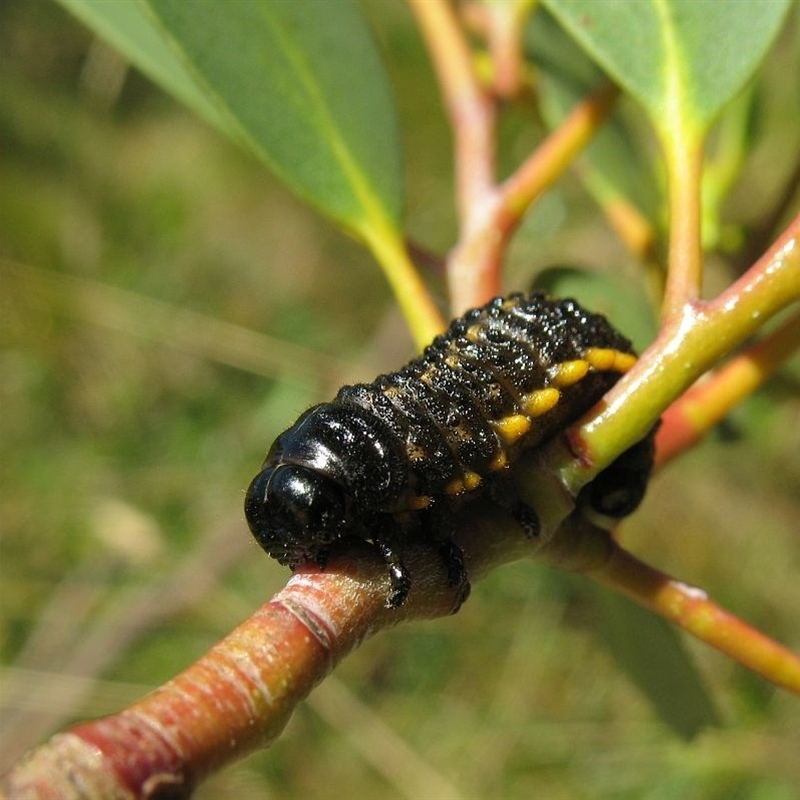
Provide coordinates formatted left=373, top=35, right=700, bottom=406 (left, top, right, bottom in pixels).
left=245, top=293, right=654, bottom=608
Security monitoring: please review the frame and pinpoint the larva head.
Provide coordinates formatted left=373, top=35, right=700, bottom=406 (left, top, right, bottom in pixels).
left=245, top=464, right=350, bottom=567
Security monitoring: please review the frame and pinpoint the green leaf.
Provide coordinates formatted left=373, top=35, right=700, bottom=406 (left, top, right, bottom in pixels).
left=541, top=0, right=792, bottom=136
left=528, top=7, right=660, bottom=228
left=57, top=0, right=228, bottom=131
left=57, top=0, right=403, bottom=237
left=701, top=85, right=758, bottom=251
left=590, top=582, right=720, bottom=739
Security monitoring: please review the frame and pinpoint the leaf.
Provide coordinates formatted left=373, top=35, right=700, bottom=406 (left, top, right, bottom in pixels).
left=590, top=582, right=720, bottom=739
left=541, top=0, right=792, bottom=136
left=57, top=0, right=403, bottom=237
left=528, top=7, right=661, bottom=228
left=57, top=0, right=228, bottom=131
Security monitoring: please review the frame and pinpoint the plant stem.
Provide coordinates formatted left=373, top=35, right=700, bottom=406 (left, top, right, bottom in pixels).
left=465, top=0, right=533, bottom=99
left=661, top=132, right=705, bottom=319
left=445, top=83, right=619, bottom=314
left=655, top=309, right=800, bottom=466
left=0, top=530, right=502, bottom=798
left=500, top=83, right=619, bottom=227
left=363, top=222, right=446, bottom=348
left=408, top=0, right=495, bottom=220
left=408, top=0, right=501, bottom=313
left=558, top=212, right=800, bottom=491
left=590, top=541, right=800, bottom=695
left=580, top=169, right=657, bottom=263
left=410, top=1, right=618, bottom=316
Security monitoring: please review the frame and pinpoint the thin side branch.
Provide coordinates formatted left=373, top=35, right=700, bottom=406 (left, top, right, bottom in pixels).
left=499, top=83, right=619, bottom=230
left=655, top=309, right=800, bottom=466
left=444, top=82, right=620, bottom=314
left=410, top=1, right=620, bottom=315
left=461, top=0, right=533, bottom=99
left=588, top=538, right=800, bottom=695
left=408, top=0, right=495, bottom=219
left=557, top=212, right=800, bottom=491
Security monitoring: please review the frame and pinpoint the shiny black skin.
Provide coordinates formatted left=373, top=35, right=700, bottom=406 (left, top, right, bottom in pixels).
left=245, top=293, right=655, bottom=609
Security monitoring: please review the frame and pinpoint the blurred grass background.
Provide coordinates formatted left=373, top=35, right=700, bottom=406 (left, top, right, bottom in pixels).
left=1, top=2, right=799, bottom=798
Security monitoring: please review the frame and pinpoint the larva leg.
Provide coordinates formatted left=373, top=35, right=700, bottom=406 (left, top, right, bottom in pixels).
left=580, top=432, right=657, bottom=518
left=486, top=474, right=541, bottom=538
left=437, top=538, right=471, bottom=613
left=373, top=529, right=412, bottom=609
left=415, top=504, right=471, bottom=612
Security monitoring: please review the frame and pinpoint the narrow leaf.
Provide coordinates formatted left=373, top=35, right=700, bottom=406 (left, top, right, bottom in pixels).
left=58, top=0, right=403, bottom=236
left=590, top=582, right=720, bottom=739
left=57, top=0, right=228, bottom=130
left=542, top=0, right=792, bottom=136
left=528, top=7, right=660, bottom=227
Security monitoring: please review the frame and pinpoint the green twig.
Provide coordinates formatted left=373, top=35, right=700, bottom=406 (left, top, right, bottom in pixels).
left=655, top=309, right=800, bottom=466
left=557, top=212, right=800, bottom=493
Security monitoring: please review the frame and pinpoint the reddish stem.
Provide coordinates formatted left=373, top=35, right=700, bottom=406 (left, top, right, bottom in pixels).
left=446, top=83, right=620, bottom=314
left=0, top=540, right=475, bottom=799
left=408, top=0, right=503, bottom=311
left=578, top=167, right=660, bottom=274
left=410, top=1, right=619, bottom=315
left=562, top=212, right=800, bottom=486
left=656, top=309, right=800, bottom=466
left=463, top=0, right=528, bottom=99
left=408, top=0, right=495, bottom=222
left=499, top=83, right=619, bottom=229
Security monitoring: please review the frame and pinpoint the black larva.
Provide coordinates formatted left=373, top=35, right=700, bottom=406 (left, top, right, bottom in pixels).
left=245, top=293, right=654, bottom=609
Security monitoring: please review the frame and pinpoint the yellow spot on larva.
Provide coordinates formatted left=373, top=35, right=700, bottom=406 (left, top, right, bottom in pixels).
left=466, top=324, right=482, bottom=342
left=493, top=414, right=532, bottom=444
left=408, top=443, right=428, bottom=462
left=584, top=347, right=636, bottom=373
left=550, top=360, right=589, bottom=387
left=419, top=369, right=437, bottom=385
left=521, top=388, right=560, bottom=417
left=407, top=494, right=433, bottom=510
left=490, top=451, right=508, bottom=471
left=444, top=478, right=464, bottom=495
left=614, top=352, right=637, bottom=372
left=463, top=471, right=482, bottom=491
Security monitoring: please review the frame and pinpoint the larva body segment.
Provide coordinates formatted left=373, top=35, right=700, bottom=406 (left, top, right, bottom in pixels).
left=245, top=293, right=654, bottom=609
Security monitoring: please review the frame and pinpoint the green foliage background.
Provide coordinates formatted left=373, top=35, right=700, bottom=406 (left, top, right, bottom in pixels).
left=1, top=2, right=798, bottom=798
